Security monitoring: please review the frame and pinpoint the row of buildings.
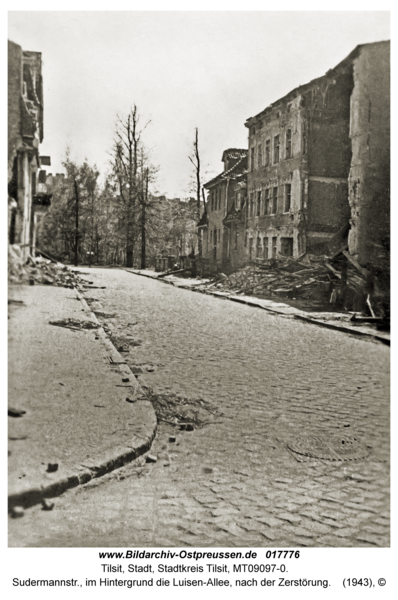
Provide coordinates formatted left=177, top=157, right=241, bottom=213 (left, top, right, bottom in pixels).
left=8, top=39, right=53, bottom=260
left=199, top=41, right=390, bottom=280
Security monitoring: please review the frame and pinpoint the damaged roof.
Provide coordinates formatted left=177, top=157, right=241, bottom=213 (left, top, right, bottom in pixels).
left=245, top=40, right=390, bottom=127
left=221, top=148, right=248, bottom=161
left=204, top=153, right=248, bottom=189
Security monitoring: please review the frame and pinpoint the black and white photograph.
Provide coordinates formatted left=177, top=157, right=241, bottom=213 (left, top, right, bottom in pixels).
left=6, top=5, right=392, bottom=592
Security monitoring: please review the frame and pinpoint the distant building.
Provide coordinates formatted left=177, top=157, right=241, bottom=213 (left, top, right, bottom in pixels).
left=202, top=149, right=248, bottom=272
left=8, top=40, right=51, bottom=257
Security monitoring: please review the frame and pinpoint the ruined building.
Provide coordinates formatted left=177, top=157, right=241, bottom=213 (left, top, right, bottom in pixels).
left=201, top=149, right=248, bottom=273
left=244, top=49, right=356, bottom=262
left=8, top=40, right=52, bottom=258
left=205, top=41, right=389, bottom=284
left=347, top=42, right=390, bottom=275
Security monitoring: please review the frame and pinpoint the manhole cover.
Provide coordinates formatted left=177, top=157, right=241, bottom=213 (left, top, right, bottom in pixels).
left=287, top=435, right=370, bottom=461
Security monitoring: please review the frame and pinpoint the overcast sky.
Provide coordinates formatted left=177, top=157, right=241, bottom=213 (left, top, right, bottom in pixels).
left=8, top=11, right=390, bottom=198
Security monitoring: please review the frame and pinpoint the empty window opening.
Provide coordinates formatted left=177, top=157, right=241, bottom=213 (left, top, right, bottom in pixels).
left=272, top=187, right=278, bottom=214
left=272, top=237, right=278, bottom=259
left=264, top=188, right=270, bottom=215
left=265, top=139, right=270, bottom=167
left=281, top=237, right=293, bottom=257
left=285, top=129, right=292, bottom=159
left=264, top=237, right=269, bottom=259
left=257, top=143, right=262, bottom=169
left=274, top=135, right=280, bottom=163
left=256, top=237, right=262, bottom=258
left=284, top=183, right=292, bottom=212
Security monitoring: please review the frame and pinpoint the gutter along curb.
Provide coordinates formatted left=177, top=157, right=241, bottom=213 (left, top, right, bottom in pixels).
left=8, top=286, right=157, bottom=514
left=124, top=269, right=390, bottom=346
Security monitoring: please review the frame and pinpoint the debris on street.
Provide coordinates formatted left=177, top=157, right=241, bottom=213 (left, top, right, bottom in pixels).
left=8, top=244, right=91, bottom=289
left=196, top=251, right=389, bottom=321
left=49, top=318, right=99, bottom=331
left=146, top=391, right=222, bottom=430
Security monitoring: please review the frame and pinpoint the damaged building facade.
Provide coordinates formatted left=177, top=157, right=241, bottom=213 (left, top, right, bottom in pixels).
left=244, top=50, right=355, bottom=262
left=201, top=41, right=389, bottom=291
left=201, top=149, right=248, bottom=273
left=8, top=40, right=51, bottom=259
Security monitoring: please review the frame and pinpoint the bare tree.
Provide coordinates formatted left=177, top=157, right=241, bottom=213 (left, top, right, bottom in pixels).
left=111, top=106, right=150, bottom=267
left=188, top=127, right=203, bottom=257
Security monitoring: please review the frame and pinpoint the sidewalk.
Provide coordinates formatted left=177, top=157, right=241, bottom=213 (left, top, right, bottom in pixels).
left=125, top=269, right=390, bottom=346
left=8, top=283, right=157, bottom=512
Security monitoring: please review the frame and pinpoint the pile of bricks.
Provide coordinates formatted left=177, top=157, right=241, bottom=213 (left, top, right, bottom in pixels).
left=8, top=244, right=88, bottom=288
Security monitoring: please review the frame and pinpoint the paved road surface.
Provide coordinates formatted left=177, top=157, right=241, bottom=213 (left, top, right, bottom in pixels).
left=9, top=268, right=390, bottom=548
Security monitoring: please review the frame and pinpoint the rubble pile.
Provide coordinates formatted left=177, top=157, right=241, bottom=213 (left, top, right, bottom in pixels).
left=200, top=253, right=388, bottom=317
left=8, top=244, right=88, bottom=288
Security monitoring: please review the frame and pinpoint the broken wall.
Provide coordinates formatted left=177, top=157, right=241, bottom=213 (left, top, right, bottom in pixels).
left=348, top=41, right=390, bottom=272
left=8, top=40, right=23, bottom=182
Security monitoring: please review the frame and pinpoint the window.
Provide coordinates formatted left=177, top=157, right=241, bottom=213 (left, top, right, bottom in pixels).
left=210, top=230, right=213, bottom=244
left=265, top=139, right=270, bottom=166
left=256, top=237, right=262, bottom=258
left=264, top=237, right=269, bottom=259
left=235, top=192, right=241, bottom=210
left=218, top=229, right=221, bottom=242
left=257, top=144, right=262, bottom=169
left=284, top=183, right=291, bottom=212
left=250, top=147, right=255, bottom=172
left=211, top=193, right=214, bottom=211
left=249, top=237, right=254, bottom=260
left=252, top=126, right=256, bottom=136
left=272, top=187, right=278, bottom=214
left=281, top=237, right=293, bottom=257
left=273, top=135, right=280, bottom=163
left=250, top=193, right=255, bottom=217
left=257, top=191, right=261, bottom=216
left=285, top=129, right=292, bottom=159
left=31, top=172, right=37, bottom=197
left=218, top=188, right=222, bottom=211
left=264, top=188, right=270, bottom=215
left=272, top=236, right=278, bottom=259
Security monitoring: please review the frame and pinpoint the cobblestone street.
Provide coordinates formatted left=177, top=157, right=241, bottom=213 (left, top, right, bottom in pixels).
left=9, top=268, right=390, bottom=548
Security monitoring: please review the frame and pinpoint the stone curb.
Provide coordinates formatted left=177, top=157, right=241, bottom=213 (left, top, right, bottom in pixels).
left=8, top=286, right=157, bottom=514
left=293, top=314, right=390, bottom=346
left=124, top=269, right=390, bottom=346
